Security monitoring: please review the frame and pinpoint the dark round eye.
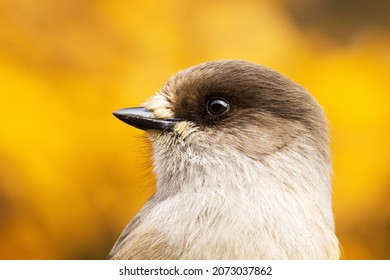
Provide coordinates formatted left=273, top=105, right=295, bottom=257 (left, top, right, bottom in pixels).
left=206, top=97, right=230, bottom=116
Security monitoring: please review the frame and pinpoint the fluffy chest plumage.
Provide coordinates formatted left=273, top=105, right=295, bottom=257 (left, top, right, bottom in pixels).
left=110, top=144, right=339, bottom=259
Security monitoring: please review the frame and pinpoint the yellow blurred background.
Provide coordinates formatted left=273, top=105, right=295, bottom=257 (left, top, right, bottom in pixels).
left=0, top=0, right=389, bottom=259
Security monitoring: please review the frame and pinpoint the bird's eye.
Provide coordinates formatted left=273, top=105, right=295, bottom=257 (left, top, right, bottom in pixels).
left=206, top=97, right=230, bottom=117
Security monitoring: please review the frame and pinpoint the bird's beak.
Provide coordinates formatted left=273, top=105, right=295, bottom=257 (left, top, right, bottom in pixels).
left=113, top=107, right=179, bottom=131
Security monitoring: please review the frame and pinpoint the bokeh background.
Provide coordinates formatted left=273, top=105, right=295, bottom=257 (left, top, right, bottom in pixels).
left=0, top=0, right=389, bottom=259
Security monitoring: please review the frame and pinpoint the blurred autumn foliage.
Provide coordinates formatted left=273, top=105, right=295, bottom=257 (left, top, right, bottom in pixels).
left=0, top=0, right=389, bottom=259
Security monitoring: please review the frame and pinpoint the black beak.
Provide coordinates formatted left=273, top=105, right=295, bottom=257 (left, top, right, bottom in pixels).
left=113, top=107, right=179, bottom=131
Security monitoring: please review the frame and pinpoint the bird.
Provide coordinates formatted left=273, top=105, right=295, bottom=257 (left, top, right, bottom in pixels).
left=109, top=59, right=340, bottom=260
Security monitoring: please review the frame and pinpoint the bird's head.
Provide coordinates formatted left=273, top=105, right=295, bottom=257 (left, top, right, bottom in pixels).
left=114, top=60, right=329, bottom=171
